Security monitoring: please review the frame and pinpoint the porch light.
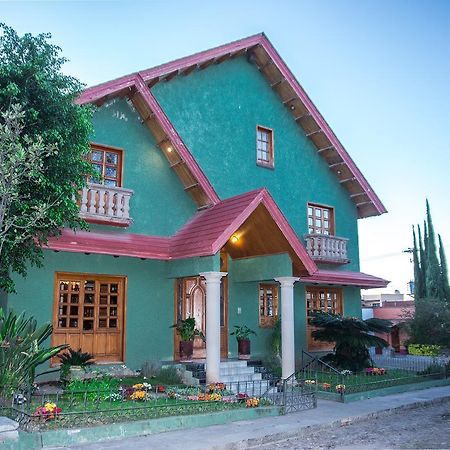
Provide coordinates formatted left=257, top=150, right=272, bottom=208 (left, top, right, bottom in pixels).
left=230, top=235, right=239, bottom=243
left=167, top=146, right=173, bottom=153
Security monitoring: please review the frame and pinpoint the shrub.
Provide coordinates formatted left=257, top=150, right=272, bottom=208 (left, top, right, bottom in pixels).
left=408, top=344, right=441, bottom=357
left=0, top=308, right=66, bottom=398
left=58, top=348, right=94, bottom=381
left=158, top=366, right=182, bottom=385
left=141, top=360, right=162, bottom=379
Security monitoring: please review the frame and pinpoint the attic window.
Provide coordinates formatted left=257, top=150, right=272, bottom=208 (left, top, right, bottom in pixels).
left=256, top=126, right=274, bottom=168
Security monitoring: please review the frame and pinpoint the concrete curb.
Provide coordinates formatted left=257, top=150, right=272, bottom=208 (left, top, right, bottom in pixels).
left=217, top=395, right=450, bottom=449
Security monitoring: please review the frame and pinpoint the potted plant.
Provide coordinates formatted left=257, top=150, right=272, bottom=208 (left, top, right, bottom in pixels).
left=171, top=317, right=205, bottom=362
left=58, top=348, right=94, bottom=381
left=230, top=325, right=256, bottom=360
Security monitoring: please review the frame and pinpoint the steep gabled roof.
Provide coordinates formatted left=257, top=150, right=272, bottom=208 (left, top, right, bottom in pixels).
left=171, top=188, right=317, bottom=275
left=78, top=33, right=386, bottom=218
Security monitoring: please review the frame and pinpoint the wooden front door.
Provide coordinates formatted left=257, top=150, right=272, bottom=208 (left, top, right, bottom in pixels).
left=306, top=286, right=343, bottom=352
left=52, top=273, right=125, bottom=363
left=174, top=276, right=228, bottom=360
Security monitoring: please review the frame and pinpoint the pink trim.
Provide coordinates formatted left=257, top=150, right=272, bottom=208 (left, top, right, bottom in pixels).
left=46, top=229, right=171, bottom=259
left=134, top=74, right=220, bottom=205
left=300, top=269, right=389, bottom=289
left=259, top=36, right=387, bottom=216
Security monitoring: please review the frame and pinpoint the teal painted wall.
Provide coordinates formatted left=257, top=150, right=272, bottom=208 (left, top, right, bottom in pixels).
left=152, top=57, right=360, bottom=270
left=8, top=250, right=175, bottom=370
left=91, top=98, right=197, bottom=236
left=166, top=255, right=220, bottom=279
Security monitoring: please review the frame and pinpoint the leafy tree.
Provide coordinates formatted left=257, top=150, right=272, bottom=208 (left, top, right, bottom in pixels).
left=407, top=298, right=450, bottom=347
left=310, top=312, right=391, bottom=372
left=425, top=200, right=441, bottom=299
left=0, top=23, right=92, bottom=293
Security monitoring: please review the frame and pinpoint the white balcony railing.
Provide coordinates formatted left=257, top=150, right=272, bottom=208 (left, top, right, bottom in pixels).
left=79, top=183, right=134, bottom=227
left=304, top=233, right=349, bottom=264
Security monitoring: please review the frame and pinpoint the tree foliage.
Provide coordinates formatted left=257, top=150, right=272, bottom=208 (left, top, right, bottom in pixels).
left=310, top=311, right=391, bottom=372
left=409, top=202, right=450, bottom=347
left=0, top=23, right=93, bottom=292
left=412, top=201, right=449, bottom=304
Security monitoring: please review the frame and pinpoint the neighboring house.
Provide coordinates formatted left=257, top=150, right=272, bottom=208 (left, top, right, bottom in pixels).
left=362, top=292, right=414, bottom=353
left=5, top=33, right=388, bottom=382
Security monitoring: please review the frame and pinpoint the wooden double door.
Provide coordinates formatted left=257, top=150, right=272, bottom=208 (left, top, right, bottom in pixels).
left=52, top=273, right=125, bottom=363
left=174, top=276, right=228, bottom=360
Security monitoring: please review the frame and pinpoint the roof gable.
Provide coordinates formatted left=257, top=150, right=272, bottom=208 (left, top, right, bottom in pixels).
left=78, top=33, right=386, bottom=218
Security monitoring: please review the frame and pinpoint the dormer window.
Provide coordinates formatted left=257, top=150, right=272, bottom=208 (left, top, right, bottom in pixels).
left=308, top=203, right=334, bottom=235
left=256, top=126, right=274, bottom=168
left=88, top=143, right=123, bottom=187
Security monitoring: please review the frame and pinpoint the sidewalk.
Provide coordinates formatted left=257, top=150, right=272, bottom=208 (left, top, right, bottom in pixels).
left=47, top=385, right=450, bottom=450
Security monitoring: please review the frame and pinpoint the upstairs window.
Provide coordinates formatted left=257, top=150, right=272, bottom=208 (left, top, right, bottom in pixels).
left=256, top=126, right=274, bottom=168
left=307, top=203, right=334, bottom=235
left=259, top=284, right=278, bottom=328
left=88, top=143, right=123, bottom=187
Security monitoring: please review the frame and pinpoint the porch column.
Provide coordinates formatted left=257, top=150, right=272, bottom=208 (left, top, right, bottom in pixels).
left=275, top=277, right=300, bottom=380
left=199, top=271, right=227, bottom=383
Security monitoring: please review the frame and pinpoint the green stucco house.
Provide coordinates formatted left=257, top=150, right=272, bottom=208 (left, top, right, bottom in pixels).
left=5, top=33, right=388, bottom=383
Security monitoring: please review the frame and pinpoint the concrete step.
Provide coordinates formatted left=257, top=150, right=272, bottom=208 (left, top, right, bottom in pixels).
left=224, top=380, right=271, bottom=395
left=219, top=367, right=256, bottom=376
left=219, top=373, right=262, bottom=383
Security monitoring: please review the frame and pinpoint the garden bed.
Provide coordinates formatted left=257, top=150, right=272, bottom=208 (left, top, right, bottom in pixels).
left=9, top=379, right=275, bottom=431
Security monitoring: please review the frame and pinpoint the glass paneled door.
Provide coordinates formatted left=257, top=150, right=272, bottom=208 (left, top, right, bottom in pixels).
left=174, top=276, right=228, bottom=360
left=52, top=273, right=125, bottom=362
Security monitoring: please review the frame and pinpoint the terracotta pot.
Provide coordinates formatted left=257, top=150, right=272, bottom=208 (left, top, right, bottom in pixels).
left=237, top=339, right=251, bottom=360
left=179, top=340, right=194, bottom=362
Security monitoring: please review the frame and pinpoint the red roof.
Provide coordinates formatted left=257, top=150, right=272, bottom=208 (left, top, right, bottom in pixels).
left=299, top=270, right=389, bottom=288
left=77, top=33, right=386, bottom=218
left=46, top=188, right=388, bottom=289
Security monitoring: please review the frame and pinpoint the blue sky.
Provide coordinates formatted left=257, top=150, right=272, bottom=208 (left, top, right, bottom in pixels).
left=3, top=0, right=450, bottom=293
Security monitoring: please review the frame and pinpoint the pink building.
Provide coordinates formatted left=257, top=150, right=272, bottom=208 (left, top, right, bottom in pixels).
left=362, top=293, right=414, bottom=353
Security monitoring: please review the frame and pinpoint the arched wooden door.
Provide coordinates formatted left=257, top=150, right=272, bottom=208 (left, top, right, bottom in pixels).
left=174, top=276, right=228, bottom=360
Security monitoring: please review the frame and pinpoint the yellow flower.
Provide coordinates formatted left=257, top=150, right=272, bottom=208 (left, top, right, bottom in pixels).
left=44, top=402, right=56, bottom=412
left=130, top=390, right=146, bottom=401
left=133, top=383, right=144, bottom=390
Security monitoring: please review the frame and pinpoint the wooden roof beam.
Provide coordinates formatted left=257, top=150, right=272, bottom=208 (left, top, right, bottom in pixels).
left=283, top=96, right=297, bottom=105
left=295, top=113, right=311, bottom=121
left=271, top=78, right=286, bottom=88
left=306, top=129, right=323, bottom=137
left=317, top=145, right=335, bottom=153
left=184, top=183, right=199, bottom=191
left=350, top=192, right=367, bottom=198
left=329, top=161, right=346, bottom=169
left=340, top=177, right=356, bottom=184
left=356, top=201, right=373, bottom=207
left=170, top=160, right=185, bottom=169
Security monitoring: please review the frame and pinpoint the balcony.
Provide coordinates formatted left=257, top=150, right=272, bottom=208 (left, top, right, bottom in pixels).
left=304, top=233, right=349, bottom=264
left=79, top=183, right=134, bottom=227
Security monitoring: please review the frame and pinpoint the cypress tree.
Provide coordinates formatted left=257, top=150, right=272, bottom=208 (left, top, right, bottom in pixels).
left=413, top=226, right=424, bottom=299
left=417, top=224, right=426, bottom=297
left=438, top=234, right=450, bottom=303
left=425, top=200, right=440, bottom=299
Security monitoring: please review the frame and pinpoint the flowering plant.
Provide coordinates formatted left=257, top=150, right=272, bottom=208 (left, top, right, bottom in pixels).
left=236, top=392, right=249, bottom=402
left=304, top=379, right=316, bottom=385
left=34, top=402, right=62, bottom=421
left=157, top=385, right=165, bottom=393
left=246, top=397, right=259, bottom=408
left=340, top=370, right=352, bottom=376
left=321, top=382, right=331, bottom=390
left=365, top=367, right=386, bottom=376
left=335, top=384, right=346, bottom=393
left=130, top=390, right=146, bottom=401
left=207, top=382, right=226, bottom=392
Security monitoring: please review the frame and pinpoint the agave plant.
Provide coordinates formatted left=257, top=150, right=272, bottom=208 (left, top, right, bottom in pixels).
left=0, top=308, right=67, bottom=398
left=309, top=311, right=392, bottom=372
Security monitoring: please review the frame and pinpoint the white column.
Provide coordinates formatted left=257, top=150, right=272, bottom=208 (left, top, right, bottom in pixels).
left=275, top=276, right=300, bottom=380
left=200, top=271, right=227, bottom=383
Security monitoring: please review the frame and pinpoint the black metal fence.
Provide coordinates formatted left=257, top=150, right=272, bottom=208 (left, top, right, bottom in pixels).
left=7, top=377, right=316, bottom=431
left=299, top=350, right=449, bottom=401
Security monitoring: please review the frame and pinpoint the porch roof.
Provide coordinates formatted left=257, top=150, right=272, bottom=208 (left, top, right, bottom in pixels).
left=299, top=270, right=389, bottom=288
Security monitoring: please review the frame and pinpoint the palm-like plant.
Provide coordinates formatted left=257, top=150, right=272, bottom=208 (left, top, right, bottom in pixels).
left=0, top=308, right=67, bottom=398
left=310, top=311, right=392, bottom=372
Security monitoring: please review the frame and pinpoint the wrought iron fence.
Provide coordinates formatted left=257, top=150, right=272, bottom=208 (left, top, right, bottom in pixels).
left=299, top=350, right=449, bottom=401
left=7, top=377, right=316, bottom=431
